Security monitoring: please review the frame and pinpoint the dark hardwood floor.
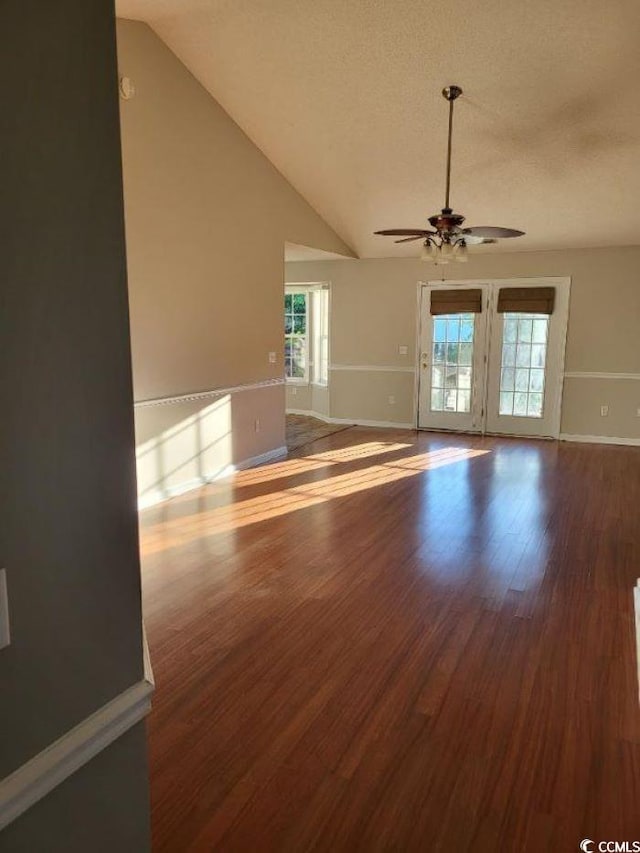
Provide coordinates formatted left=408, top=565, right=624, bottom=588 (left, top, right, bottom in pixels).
left=139, top=428, right=640, bottom=851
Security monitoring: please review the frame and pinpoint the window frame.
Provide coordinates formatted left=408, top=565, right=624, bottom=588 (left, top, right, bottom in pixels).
left=284, top=288, right=310, bottom=384
left=284, top=283, right=330, bottom=387
left=311, top=287, right=330, bottom=387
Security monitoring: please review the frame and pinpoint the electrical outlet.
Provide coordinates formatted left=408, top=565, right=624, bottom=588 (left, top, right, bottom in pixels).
left=254, top=418, right=260, bottom=432
left=388, top=395, right=396, bottom=405
left=398, top=345, right=408, bottom=356
left=0, top=570, right=10, bottom=650
left=268, top=352, right=276, bottom=364
left=291, top=387, right=297, bottom=396
left=600, top=405, right=609, bottom=417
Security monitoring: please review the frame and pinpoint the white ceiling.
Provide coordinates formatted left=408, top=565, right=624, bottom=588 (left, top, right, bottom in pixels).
left=117, top=0, right=640, bottom=259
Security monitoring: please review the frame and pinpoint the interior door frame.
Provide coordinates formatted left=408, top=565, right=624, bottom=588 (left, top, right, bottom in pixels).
left=414, top=276, right=571, bottom=438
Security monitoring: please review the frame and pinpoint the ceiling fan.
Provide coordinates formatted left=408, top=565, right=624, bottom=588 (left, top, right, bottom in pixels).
left=374, top=85, right=524, bottom=263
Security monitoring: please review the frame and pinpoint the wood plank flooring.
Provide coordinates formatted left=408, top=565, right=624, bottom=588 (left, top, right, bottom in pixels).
left=139, top=428, right=640, bottom=851
left=285, top=413, right=351, bottom=451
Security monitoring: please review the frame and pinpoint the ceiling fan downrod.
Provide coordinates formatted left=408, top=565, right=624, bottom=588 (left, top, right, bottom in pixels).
left=442, top=85, right=462, bottom=213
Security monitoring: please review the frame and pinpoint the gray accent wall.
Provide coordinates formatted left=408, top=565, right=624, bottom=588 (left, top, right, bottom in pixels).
left=0, top=0, right=149, bottom=848
left=0, top=725, right=150, bottom=853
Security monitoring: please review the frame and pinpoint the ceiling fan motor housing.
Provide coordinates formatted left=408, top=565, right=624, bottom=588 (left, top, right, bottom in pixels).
left=428, top=208, right=465, bottom=238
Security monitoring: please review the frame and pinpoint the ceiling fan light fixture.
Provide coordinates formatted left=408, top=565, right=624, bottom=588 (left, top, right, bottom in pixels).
left=420, top=241, right=438, bottom=261
left=373, top=85, right=525, bottom=262
left=454, top=241, right=468, bottom=262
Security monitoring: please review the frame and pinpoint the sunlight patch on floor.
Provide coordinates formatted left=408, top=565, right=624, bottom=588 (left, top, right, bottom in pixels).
left=140, top=446, right=490, bottom=555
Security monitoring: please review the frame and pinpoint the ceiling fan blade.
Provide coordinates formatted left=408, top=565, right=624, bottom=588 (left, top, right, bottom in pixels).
left=395, top=235, right=426, bottom=243
left=460, top=234, right=499, bottom=245
left=374, top=228, right=434, bottom=236
left=462, top=226, right=525, bottom=238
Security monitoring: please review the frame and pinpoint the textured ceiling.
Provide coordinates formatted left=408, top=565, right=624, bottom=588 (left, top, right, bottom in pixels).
left=117, top=0, right=640, bottom=258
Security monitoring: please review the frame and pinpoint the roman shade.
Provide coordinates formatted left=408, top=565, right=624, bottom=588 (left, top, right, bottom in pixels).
left=430, top=288, right=482, bottom=315
left=497, top=287, right=555, bottom=314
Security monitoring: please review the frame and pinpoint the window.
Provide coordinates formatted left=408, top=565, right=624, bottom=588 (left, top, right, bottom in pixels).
left=499, top=313, right=549, bottom=417
left=430, top=312, right=475, bottom=413
left=284, top=285, right=329, bottom=384
left=284, top=291, right=308, bottom=380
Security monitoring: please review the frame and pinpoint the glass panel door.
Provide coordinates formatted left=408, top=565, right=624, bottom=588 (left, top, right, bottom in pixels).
left=485, top=284, right=569, bottom=437
left=418, top=279, right=570, bottom=437
left=418, top=285, right=488, bottom=432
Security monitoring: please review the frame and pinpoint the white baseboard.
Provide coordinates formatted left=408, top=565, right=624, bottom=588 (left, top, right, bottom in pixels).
left=234, top=445, right=288, bottom=471
left=286, top=408, right=333, bottom=423
left=286, top=409, right=414, bottom=430
left=559, top=433, right=640, bottom=447
left=634, top=581, right=640, bottom=703
left=287, top=420, right=638, bottom=445
left=0, top=678, right=154, bottom=831
left=329, top=417, right=414, bottom=429
left=138, top=446, right=288, bottom=509
left=138, top=474, right=221, bottom=510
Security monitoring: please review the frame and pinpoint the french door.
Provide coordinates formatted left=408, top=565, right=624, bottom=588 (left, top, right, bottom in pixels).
left=417, top=284, right=490, bottom=432
left=417, top=278, right=570, bottom=437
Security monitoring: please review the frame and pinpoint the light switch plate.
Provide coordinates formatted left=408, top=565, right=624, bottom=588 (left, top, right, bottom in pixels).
left=268, top=351, right=276, bottom=364
left=398, top=345, right=408, bottom=355
left=0, top=569, right=10, bottom=649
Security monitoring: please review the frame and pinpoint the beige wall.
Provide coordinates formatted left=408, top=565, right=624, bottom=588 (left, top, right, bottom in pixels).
left=285, top=247, right=640, bottom=440
left=135, top=384, right=285, bottom=507
left=286, top=383, right=313, bottom=412
left=116, top=20, right=353, bottom=501
left=285, top=381, right=330, bottom=416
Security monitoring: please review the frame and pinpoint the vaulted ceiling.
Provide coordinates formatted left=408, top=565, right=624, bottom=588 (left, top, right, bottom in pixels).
left=117, top=0, right=640, bottom=258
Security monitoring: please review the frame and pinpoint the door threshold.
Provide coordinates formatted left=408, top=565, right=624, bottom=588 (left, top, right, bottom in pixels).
left=418, top=426, right=557, bottom=441
left=483, top=431, right=556, bottom=441
left=417, top=426, right=484, bottom=436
